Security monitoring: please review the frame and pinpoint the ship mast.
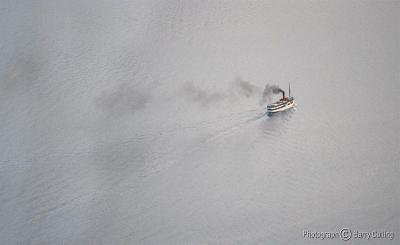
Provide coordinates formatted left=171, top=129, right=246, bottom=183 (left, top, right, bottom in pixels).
left=289, top=83, right=291, bottom=98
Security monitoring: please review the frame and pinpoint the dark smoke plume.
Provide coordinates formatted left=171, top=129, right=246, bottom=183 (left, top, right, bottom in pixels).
left=96, top=83, right=150, bottom=117
left=182, top=82, right=224, bottom=107
left=181, top=79, right=285, bottom=107
left=260, top=84, right=284, bottom=105
left=232, top=77, right=260, bottom=98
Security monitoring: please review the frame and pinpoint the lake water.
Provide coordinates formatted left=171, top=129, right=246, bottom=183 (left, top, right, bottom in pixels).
left=1, top=1, right=399, bottom=244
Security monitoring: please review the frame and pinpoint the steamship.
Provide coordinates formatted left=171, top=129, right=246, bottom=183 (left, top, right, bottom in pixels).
left=267, top=85, right=295, bottom=115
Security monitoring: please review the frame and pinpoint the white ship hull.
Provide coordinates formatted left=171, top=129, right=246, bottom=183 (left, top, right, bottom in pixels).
left=267, top=98, right=295, bottom=115
left=267, top=102, right=295, bottom=113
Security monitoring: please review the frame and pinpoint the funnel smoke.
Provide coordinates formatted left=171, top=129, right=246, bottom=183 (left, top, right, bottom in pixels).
left=260, top=84, right=284, bottom=105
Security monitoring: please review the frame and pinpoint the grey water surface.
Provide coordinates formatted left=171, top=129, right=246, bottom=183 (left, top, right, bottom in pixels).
left=1, top=1, right=399, bottom=244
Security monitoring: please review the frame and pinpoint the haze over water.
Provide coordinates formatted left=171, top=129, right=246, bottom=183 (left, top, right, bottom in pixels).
left=1, top=1, right=399, bottom=244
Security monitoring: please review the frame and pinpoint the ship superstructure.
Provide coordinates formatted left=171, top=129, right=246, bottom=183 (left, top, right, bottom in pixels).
left=267, top=85, right=295, bottom=115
